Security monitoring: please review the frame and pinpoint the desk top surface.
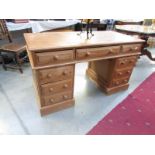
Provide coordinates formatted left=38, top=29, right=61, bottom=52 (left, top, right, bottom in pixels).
left=24, top=31, right=144, bottom=51
left=116, top=25, right=155, bottom=35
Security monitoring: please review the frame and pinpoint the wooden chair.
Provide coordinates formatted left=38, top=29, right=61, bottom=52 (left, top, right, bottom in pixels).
left=0, top=19, right=26, bottom=73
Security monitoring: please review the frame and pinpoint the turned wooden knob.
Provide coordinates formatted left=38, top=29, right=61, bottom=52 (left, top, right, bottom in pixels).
left=124, top=79, right=128, bottom=83
left=47, top=74, right=52, bottom=78
left=118, top=72, right=122, bottom=76
left=86, top=52, right=90, bottom=56
left=127, top=70, right=131, bottom=74
left=115, top=81, right=120, bottom=85
left=108, top=49, right=113, bottom=54
left=49, top=88, right=54, bottom=92
left=54, top=55, right=59, bottom=60
left=129, top=47, right=133, bottom=51
left=129, top=60, right=134, bottom=63
left=134, top=47, right=138, bottom=50
left=63, top=71, right=68, bottom=75
left=63, top=95, right=68, bottom=99
left=120, top=61, right=125, bottom=65
left=50, top=99, right=54, bottom=103
left=63, top=84, right=68, bottom=88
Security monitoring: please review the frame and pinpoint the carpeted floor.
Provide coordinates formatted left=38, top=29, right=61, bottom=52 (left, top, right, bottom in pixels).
left=88, top=72, right=155, bottom=135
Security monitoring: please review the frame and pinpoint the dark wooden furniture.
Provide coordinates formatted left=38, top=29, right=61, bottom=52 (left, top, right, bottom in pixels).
left=24, top=31, right=144, bottom=116
left=0, top=19, right=12, bottom=41
left=115, top=25, right=155, bottom=61
left=0, top=19, right=26, bottom=73
left=10, top=19, right=29, bottom=23
left=75, top=19, right=107, bottom=31
left=115, top=20, right=143, bottom=25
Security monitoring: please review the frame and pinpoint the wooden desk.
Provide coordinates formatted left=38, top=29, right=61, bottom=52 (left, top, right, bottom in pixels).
left=115, top=25, right=155, bottom=61
left=24, top=31, right=144, bottom=116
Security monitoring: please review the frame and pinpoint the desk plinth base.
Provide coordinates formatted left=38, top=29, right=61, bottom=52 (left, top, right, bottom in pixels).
left=40, top=99, right=75, bottom=116
left=86, top=68, right=129, bottom=95
left=102, top=84, right=129, bottom=95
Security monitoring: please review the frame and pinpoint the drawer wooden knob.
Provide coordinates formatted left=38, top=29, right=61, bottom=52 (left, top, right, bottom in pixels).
left=49, top=88, right=54, bottom=92
left=118, top=72, right=122, bottom=76
left=120, top=61, right=125, bottom=65
left=134, top=47, right=138, bottom=50
left=50, top=99, right=54, bottom=103
left=127, top=70, right=131, bottom=74
left=63, top=95, right=68, bottom=99
left=129, top=47, right=133, bottom=51
left=129, top=60, right=134, bottom=63
left=63, top=71, right=68, bottom=75
left=47, top=74, right=52, bottom=78
left=63, top=84, right=68, bottom=88
left=115, top=81, right=120, bottom=85
left=54, top=55, right=59, bottom=60
left=86, top=52, right=90, bottom=56
left=124, top=79, right=128, bottom=83
left=108, top=49, right=113, bottom=54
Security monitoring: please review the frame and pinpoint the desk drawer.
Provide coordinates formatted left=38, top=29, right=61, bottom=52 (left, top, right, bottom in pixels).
left=34, top=50, right=74, bottom=66
left=43, top=91, right=73, bottom=106
left=113, top=68, right=132, bottom=79
left=76, top=46, right=120, bottom=60
left=122, top=44, right=141, bottom=53
left=116, top=56, right=137, bottom=69
left=38, top=65, right=74, bottom=84
left=41, top=79, right=73, bottom=96
left=111, top=77, right=129, bottom=87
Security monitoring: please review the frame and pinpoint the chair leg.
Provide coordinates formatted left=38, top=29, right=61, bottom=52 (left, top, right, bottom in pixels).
left=15, top=53, right=23, bottom=74
left=1, top=54, right=7, bottom=71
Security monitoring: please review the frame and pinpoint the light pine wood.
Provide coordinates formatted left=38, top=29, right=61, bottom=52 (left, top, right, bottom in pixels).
left=34, top=50, right=74, bottom=66
left=40, top=79, right=73, bottom=96
left=76, top=46, right=120, bottom=60
left=24, top=31, right=144, bottom=116
left=24, top=31, right=144, bottom=51
left=36, top=65, right=74, bottom=85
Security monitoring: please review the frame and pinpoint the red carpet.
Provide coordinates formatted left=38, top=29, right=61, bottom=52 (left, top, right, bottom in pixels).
left=87, top=72, right=155, bottom=135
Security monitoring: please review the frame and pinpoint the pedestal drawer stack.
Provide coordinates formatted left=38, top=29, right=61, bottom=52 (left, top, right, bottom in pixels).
left=86, top=46, right=139, bottom=94
left=111, top=56, right=137, bottom=88
left=32, top=50, right=75, bottom=116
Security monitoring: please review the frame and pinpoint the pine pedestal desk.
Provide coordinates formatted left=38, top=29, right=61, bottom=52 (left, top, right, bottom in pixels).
left=24, top=31, right=144, bottom=116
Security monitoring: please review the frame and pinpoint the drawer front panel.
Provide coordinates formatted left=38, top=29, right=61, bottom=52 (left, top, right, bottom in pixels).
left=41, top=79, right=73, bottom=96
left=122, top=44, right=141, bottom=53
left=113, top=68, right=133, bottom=79
left=76, top=46, right=120, bottom=60
left=34, top=50, right=74, bottom=66
left=116, top=56, right=137, bottom=69
left=111, top=77, right=129, bottom=87
left=38, top=65, right=74, bottom=84
left=43, top=91, right=73, bottom=106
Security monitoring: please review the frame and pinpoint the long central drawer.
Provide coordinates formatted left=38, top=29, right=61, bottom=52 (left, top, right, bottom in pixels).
left=76, top=46, right=120, bottom=60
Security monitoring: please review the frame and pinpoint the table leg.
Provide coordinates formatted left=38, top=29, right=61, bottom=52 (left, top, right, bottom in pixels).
left=141, top=48, right=155, bottom=61
left=140, top=35, right=155, bottom=61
